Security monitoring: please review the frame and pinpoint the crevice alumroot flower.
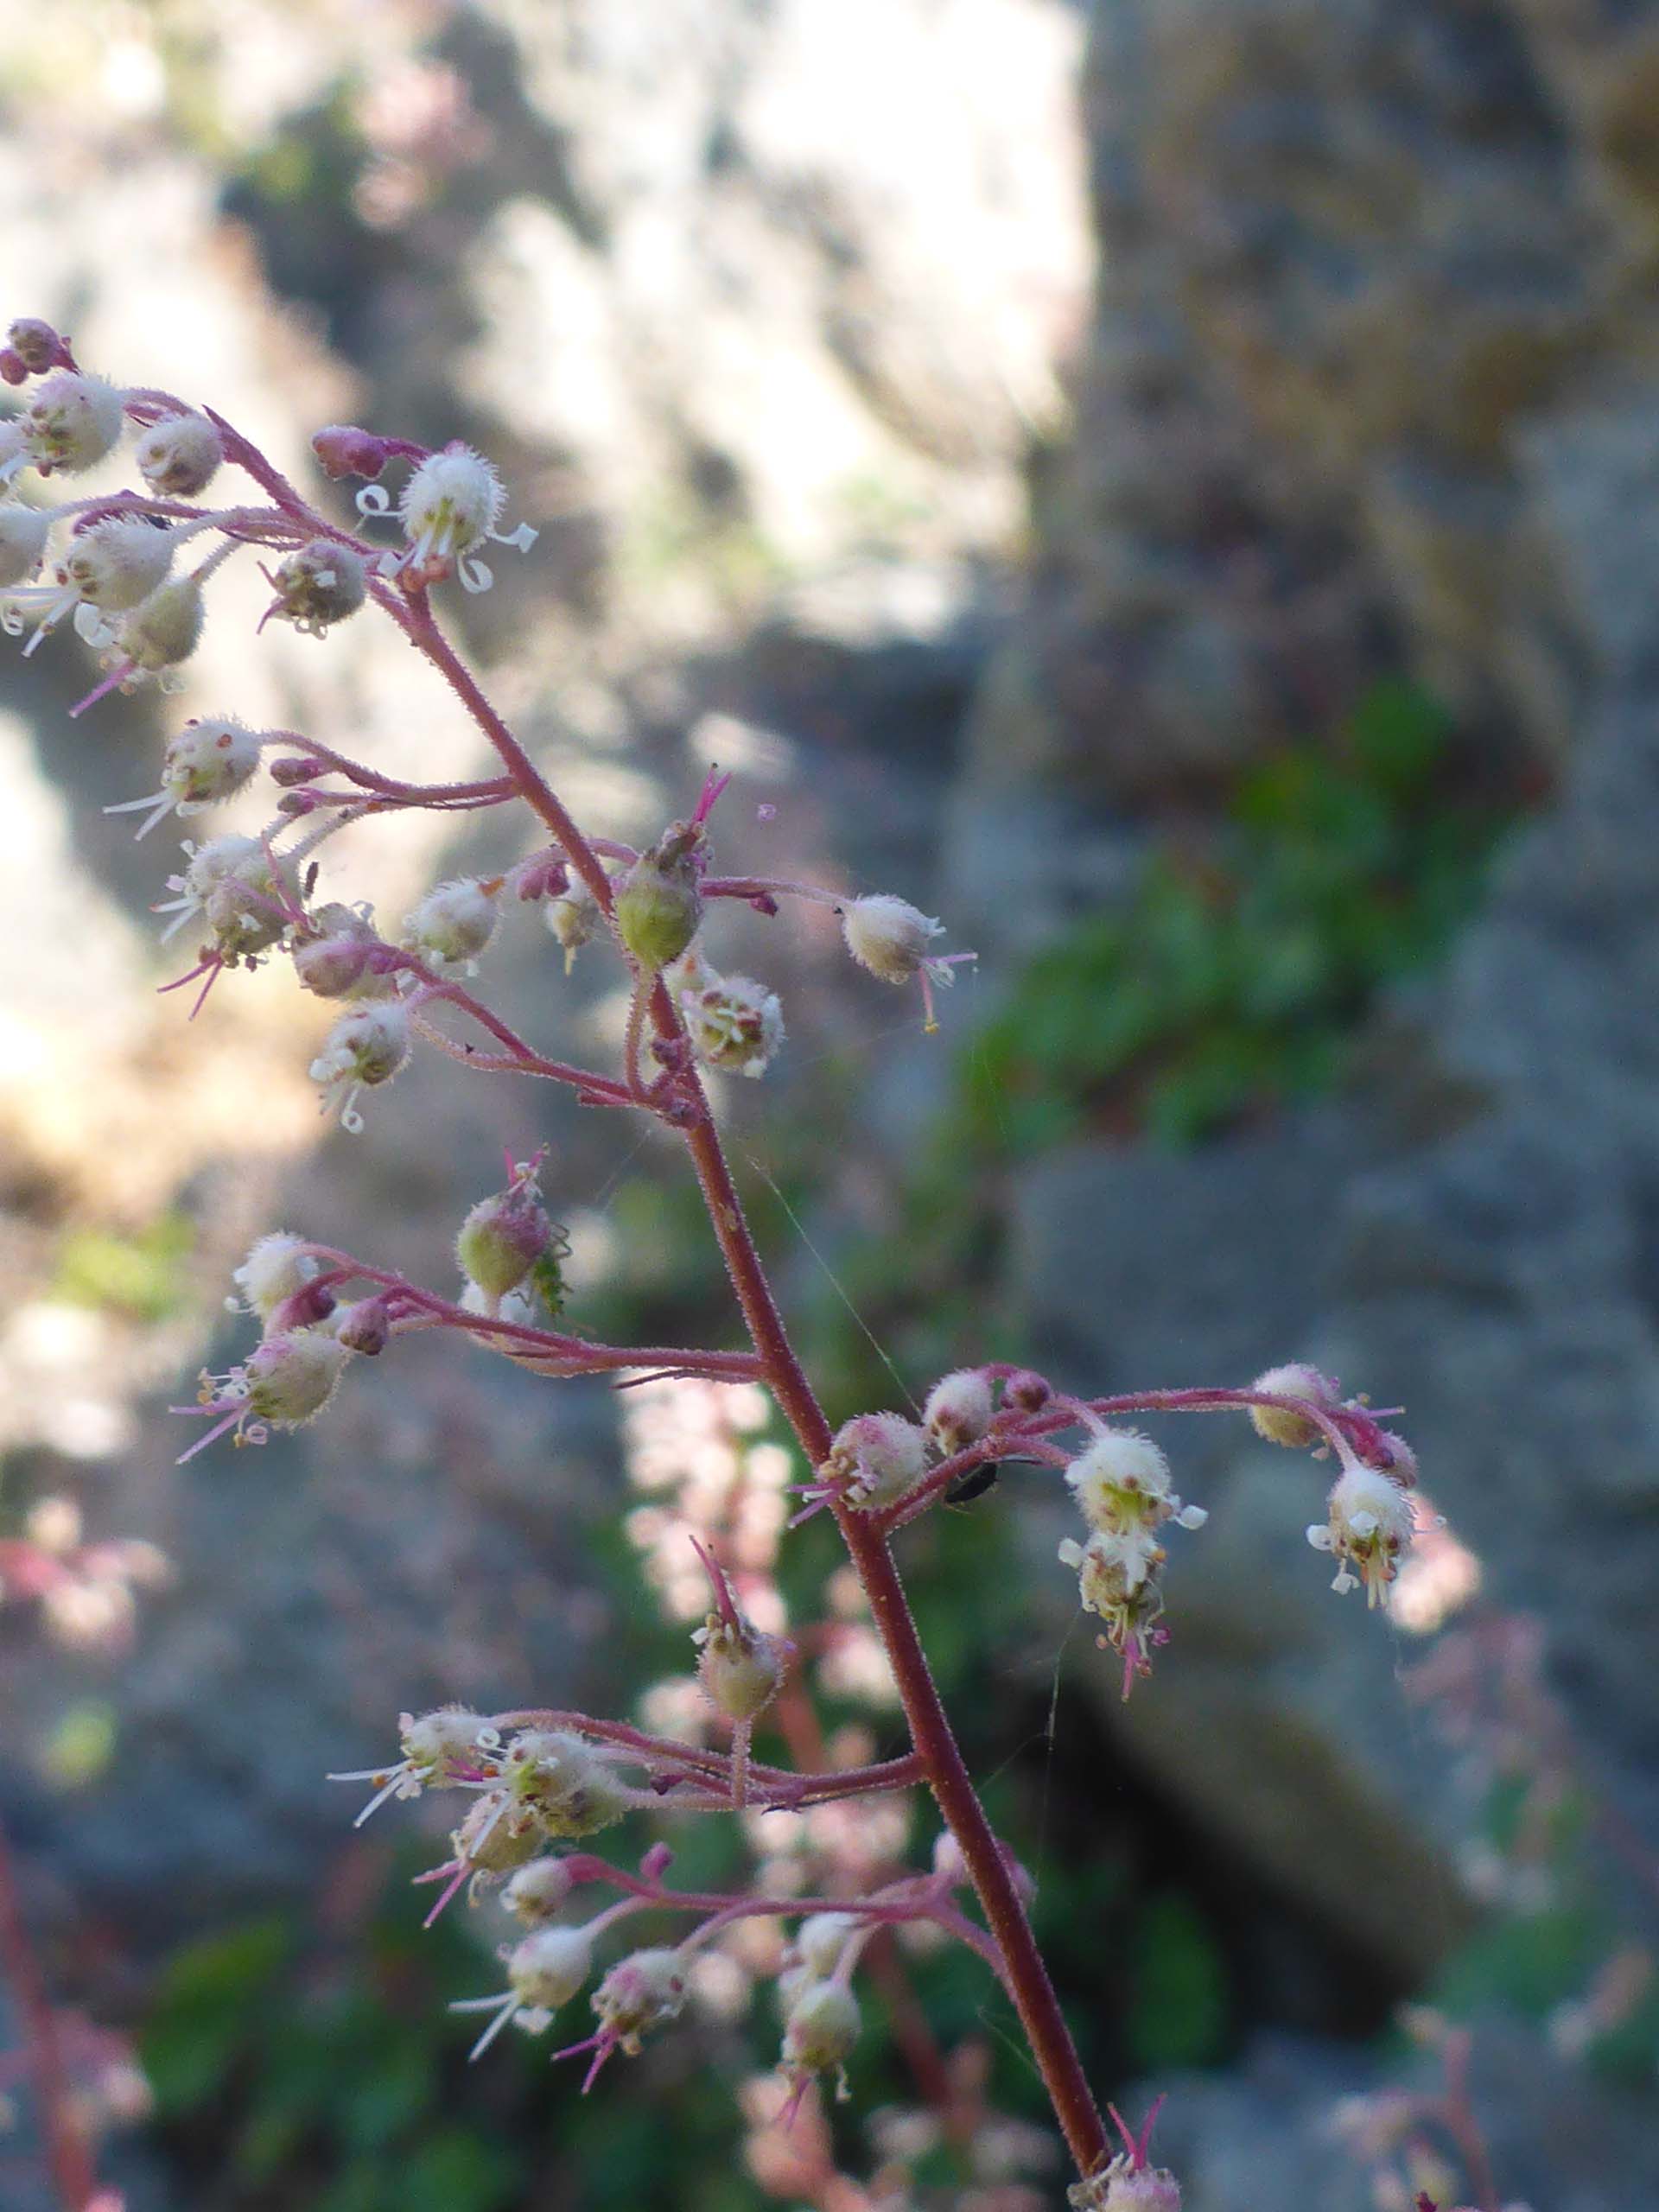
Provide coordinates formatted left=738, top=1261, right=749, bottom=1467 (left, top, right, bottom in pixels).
left=1059, top=1429, right=1207, bottom=1700
left=1308, top=1446, right=1416, bottom=1605
left=309, top=1001, right=412, bottom=1132
left=1069, top=2100, right=1182, bottom=2211
left=2, top=315, right=1438, bottom=2210
left=841, top=891, right=976, bottom=1030
left=353, top=439, right=538, bottom=591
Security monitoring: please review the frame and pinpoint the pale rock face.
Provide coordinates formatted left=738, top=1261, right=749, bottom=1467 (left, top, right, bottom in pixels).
left=464, top=0, right=1088, bottom=594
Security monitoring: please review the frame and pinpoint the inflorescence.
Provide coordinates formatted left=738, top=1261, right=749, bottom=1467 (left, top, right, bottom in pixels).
left=1, top=310, right=1429, bottom=2199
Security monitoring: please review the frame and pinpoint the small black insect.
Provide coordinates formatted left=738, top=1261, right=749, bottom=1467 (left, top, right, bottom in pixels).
left=944, top=1459, right=1003, bottom=1507
left=944, top=1452, right=1047, bottom=1509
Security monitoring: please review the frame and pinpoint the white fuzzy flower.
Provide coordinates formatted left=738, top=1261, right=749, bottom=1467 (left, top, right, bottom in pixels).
left=822, top=1411, right=930, bottom=1510
left=9, top=515, right=175, bottom=658
left=842, top=893, right=943, bottom=983
left=782, top=1977, right=861, bottom=2084
left=153, top=832, right=294, bottom=960
left=105, top=715, right=264, bottom=840
left=452, top=1926, right=594, bottom=2062
left=796, top=1912, right=858, bottom=1979
left=923, top=1368, right=995, bottom=1455
left=591, top=1947, right=689, bottom=2053
left=841, top=893, right=976, bottom=1031
left=385, top=442, right=537, bottom=593
left=677, top=954, right=785, bottom=1078
left=404, top=875, right=500, bottom=976
left=309, top=1001, right=411, bottom=1134
left=229, top=1231, right=318, bottom=1322
left=327, top=1706, right=501, bottom=1827
left=7, top=372, right=125, bottom=480
left=178, top=1326, right=353, bottom=1462
left=1065, top=1431, right=1205, bottom=1536
left=111, top=572, right=205, bottom=677
left=0, top=502, right=50, bottom=589
left=501, top=1857, right=576, bottom=1926
left=262, top=538, right=366, bottom=637
left=499, top=1729, right=632, bottom=1840
left=547, top=880, right=601, bottom=973
left=1307, top=1456, right=1414, bottom=1605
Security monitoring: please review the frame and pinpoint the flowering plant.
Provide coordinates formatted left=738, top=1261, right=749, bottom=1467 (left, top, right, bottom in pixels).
left=2, top=312, right=1430, bottom=2206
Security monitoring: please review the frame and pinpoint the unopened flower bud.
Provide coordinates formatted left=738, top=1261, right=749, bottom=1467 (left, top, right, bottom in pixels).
left=312, top=424, right=390, bottom=481
left=614, top=827, right=704, bottom=971
left=923, top=1369, right=994, bottom=1455
left=7, top=319, right=64, bottom=374
left=332, top=1298, right=391, bottom=1356
left=0, top=503, right=51, bottom=588
left=502, top=1857, right=576, bottom=1926
left=1370, top=1429, right=1418, bottom=1487
left=231, top=1231, right=318, bottom=1321
left=268, top=753, right=327, bottom=788
left=404, top=875, right=500, bottom=976
left=508, top=1926, right=593, bottom=2012
left=547, top=880, right=600, bottom=972
left=134, top=412, right=223, bottom=497
left=1249, top=1363, right=1338, bottom=1449
left=309, top=1001, right=411, bottom=1132
left=115, top=573, right=204, bottom=674
left=243, top=1327, right=350, bottom=1428
left=456, top=1160, right=556, bottom=1301
left=782, top=1979, right=861, bottom=2079
left=1004, top=1370, right=1051, bottom=1412
left=592, top=1948, right=688, bottom=2051
left=509, top=849, right=569, bottom=903
left=822, top=1411, right=929, bottom=1511
left=931, top=1831, right=969, bottom=1885
left=19, top=372, right=125, bottom=475
left=264, top=539, right=367, bottom=637
left=292, top=905, right=391, bottom=1000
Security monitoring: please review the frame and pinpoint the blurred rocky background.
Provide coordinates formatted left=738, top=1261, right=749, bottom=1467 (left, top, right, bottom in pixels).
left=4, top=0, right=1659, bottom=2207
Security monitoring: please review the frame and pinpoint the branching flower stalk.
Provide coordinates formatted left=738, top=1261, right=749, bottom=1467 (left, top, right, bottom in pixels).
left=0, top=316, right=1429, bottom=2203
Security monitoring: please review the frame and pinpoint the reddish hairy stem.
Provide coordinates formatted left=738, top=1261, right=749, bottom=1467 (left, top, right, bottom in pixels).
left=0, top=1810, right=98, bottom=2210
left=675, top=1080, right=1109, bottom=2177
left=393, top=588, right=1111, bottom=2183
left=395, top=596, right=619, bottom=915
left=300, top=1248, right=760, bottom=1381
